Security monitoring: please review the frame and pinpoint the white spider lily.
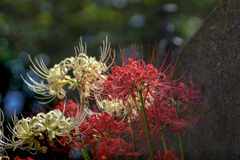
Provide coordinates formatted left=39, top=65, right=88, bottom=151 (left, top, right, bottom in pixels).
left=59, top=37, right=115, bottom=97
left=74, top=36, right=115, bottom=75
left=21, top=58, right=73, bottom=103
left=94, top=94, right=138, bottom=122
left=22, top=36, right=115, bottom=103
left=95, top=96, right=125, bottom=116
left=1, top=101, right=85, bottom=154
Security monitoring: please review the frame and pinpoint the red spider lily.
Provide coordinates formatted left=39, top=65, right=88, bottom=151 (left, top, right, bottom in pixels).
left=89, top=43, right=189, bottom=105
left=166, top=80, right=208, bottom=134
left=77, top=112, right=128, bottom=149
left=147, top=150, right=181, bottom=160
left=96, top=57, right=179, bottom=104
left=144, top=97, right=205, bottom=135
left=88, top=112, right=127, bottom=134
left=77, top=112, right=146, bottom=159
left=55, top=99, right=79, bottom=117
left=137, top=113, right=170, bottom=147
left=93, top=138, right=133, bottom=160
left=145, top=100, right=180, bottom=134
left=168, top=80, right=206, bottom=108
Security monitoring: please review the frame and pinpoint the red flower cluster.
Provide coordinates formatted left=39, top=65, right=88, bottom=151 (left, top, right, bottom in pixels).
left=55, top=99, right=79, bottom=117
left=147, top=150, right=181, bottom=160
left=94, top=138, right=132, bottom=160
left=98, top=56, right=177, bottom=104
left=77, top=112, right=135, bottom=159
left=145, top=101, right=181, bottom=135
left=91, top=43, right=207, bottom=159
left=78, top=112, right=127, bottom=144
left=167, top=80, right=206, bottom=110
left=95, top=44, right=206, bottom=132
left=143, top=80, right=206, bottom=135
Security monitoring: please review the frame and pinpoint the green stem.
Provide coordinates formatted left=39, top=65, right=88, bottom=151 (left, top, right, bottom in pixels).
left=139, top=91, right=154, bottom=160
left=79, top=145, right=91, bottom=160
left=178, top=132, right=184, bottom=160
left=175, top=106, right=184, bottom=160
left=160, top=129, right=167, bottom=154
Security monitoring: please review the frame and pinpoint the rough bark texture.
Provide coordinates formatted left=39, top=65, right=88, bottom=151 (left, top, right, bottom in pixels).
left=173, top=0, right=240, bottom=159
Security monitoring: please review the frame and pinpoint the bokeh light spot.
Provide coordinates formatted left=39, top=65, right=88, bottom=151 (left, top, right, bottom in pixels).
left=163, top=4, right=178, bottom=12
left=173, top=37, right=183, bottom=46
left=0, top=38, right=9, bottom=50
left=112, top=0, right=127, bottom=9
left=3, top=91, right=25, bottom=120
left=129, top=14, right=145, bottom=28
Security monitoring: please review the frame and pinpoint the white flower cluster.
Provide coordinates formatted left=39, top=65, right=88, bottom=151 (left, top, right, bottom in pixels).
left=22, top=37, right=115, bottom=103
left=95, top=95, right=139, bottom=119
left=1, top=107, right=84, bottom=154
left=96, top=97, right=124, bottom=116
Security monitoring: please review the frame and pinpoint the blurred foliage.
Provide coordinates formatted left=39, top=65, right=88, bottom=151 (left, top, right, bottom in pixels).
left=0, top=0, right=219, bottom=65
